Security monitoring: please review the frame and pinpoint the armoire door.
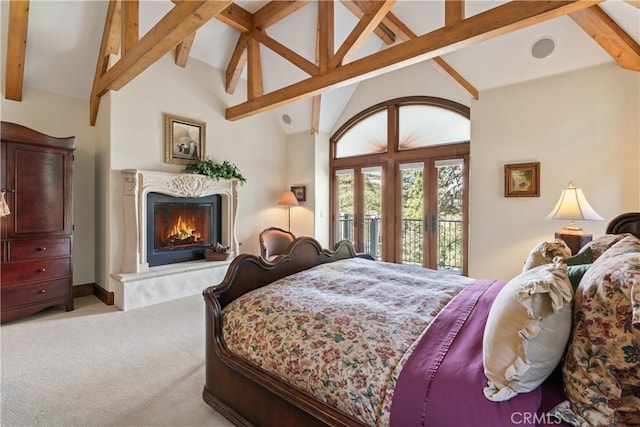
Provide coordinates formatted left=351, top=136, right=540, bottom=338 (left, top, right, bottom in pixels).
left=5, top=143, right=73, bottom=238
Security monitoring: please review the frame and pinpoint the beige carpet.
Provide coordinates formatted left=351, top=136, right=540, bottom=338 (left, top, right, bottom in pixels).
left=1, top=294, right=234, bottom=427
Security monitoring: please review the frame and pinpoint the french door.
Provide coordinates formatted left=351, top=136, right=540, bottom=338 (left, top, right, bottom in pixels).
left=397, top=157, right=467, bottom=273
left=334, top=165, right=384, bottom=260
left=330, top=96, right=470, bottom=274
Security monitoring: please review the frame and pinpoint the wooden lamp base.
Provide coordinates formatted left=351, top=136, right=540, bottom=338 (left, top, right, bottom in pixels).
left=555, top=228, right=592, bottom=256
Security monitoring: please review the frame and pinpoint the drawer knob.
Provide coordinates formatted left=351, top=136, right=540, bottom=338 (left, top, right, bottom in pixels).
left=37, top=268, right=46, bottom=273
left=39, top=289, right=46, bottom=294
left=38, top=247, right=47, bottom=251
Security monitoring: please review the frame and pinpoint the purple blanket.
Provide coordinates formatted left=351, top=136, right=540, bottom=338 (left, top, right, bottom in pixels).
left=391, top=279, right=566, bottom=427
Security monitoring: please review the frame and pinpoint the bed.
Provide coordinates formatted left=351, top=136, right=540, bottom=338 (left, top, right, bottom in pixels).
left=203, top=212, right=640, bottom=426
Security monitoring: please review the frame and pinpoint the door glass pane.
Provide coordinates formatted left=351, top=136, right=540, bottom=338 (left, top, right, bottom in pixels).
left=336, top=169, right=354, bottom=243
left=436, top=159, right=463, bottom=273
left=335, top=110, right=388, bottom=158
left=363, top=167, right=382, bottom=260
left=398, top=105, right=470, bottom=150
left=400, top=163, right=423, bottom=265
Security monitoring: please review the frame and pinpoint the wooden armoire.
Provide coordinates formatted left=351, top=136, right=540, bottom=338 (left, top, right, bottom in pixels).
left=1, top=122, right=75, bottom=322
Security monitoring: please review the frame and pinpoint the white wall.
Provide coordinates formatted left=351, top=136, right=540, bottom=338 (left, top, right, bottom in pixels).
left=333, top=60, right=472, bottom=131
left=284, top=132, right=315, bottom=238
left=330, top=61, right=639, bottom=282
left=104, top=56, right=288, bottom=289
left=314, top=131, right=331, bottom=247
left=1, top=88, right=97, bottom=286
left=469, top=63, right=639, bottom=281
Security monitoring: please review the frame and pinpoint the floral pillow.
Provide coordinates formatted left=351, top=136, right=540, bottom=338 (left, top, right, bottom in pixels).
left=577, top=233, right=633, bottom=260
left=558, top=235, right=640, bottom=426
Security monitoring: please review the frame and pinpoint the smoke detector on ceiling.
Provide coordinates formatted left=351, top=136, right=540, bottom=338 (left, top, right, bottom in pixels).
left=531, top=37, right=556, bottom=59
left=282, top=114, right=292, bottom=125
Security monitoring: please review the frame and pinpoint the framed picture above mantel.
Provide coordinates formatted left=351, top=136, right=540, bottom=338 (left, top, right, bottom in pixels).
left=504, top=162, right=540, bottom=197
left=165, top=114, right=205, bottom=165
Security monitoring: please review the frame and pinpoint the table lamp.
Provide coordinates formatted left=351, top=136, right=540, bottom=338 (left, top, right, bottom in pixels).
left=546, top=181, right=603, bottom=255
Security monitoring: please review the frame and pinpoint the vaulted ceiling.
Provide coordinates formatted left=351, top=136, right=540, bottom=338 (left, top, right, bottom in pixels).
left=2, top=0, right=639, bottom=135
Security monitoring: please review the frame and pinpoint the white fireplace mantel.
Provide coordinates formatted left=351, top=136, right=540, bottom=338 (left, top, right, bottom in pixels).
left=119, top=169, right=239, bottom=274
left=110, top=169, right=239, bottom=310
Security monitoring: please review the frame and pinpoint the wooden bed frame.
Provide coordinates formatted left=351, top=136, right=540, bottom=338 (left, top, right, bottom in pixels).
left=202, top=213, right=640, bottom=427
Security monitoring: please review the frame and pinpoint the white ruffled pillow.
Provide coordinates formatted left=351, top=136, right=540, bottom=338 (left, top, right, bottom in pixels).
left=483, top=258, right=573, bottom=401
left=522, top=239, right=571, bottom=272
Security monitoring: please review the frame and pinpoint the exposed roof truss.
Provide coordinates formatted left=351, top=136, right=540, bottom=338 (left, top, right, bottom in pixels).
left=4, top=0, right=640, bottom=131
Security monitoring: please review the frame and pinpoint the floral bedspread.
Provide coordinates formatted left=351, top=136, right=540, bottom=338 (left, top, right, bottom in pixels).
left=222, top=257, right=474, bottom=426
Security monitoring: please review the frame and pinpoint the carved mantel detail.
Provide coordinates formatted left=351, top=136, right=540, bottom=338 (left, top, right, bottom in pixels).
left=119, top=169, right=239, bottom=274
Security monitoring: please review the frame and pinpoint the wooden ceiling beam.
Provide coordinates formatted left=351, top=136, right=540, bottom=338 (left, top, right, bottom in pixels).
left=569, top=5, right=640, bottom=71
left=92, top=0, right=232, bottom=125
left=445, top=0, right=464, bottom=27
left=254, top=1, right=312, bottom=30
left=222, top=1, right=311, bottom=97
left=341, top=0, right=395, bottom=45
left=216, top=3, right=253, bottom=32
left=174, top=32, right=196, bottom=68
left=311, top=1, right=332, bottom=135
left=247, top=36, right=263, bottom=100
left=349, top=0, right=478, bottom=99
left=226, top=0, right=602, bottom=120
left=253, top=30, right=319, bottom=76
left=330, top=1, right=396, bottom=68
left=317, top=0, right=334, bottom=73
left=94, top=1, right=232, bottom=96
left=5, top=0, right=30, bottom=102
left=623, top=0, right=640, bottom=9
left=172, top=1, right=252, bottom=69
left=311, top=95, right=321, bottom=134
left=226, top=33, right=250, bottom=94
left=121, top=0, right=138, bottom=55
left=89, top=0, right=121, bottom=126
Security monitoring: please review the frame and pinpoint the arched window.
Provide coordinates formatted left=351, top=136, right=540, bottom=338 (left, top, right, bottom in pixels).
left=330, top=96, right=470, bottom=274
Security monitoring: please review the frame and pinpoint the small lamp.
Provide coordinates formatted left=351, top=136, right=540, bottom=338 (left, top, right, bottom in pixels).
left=278, top=191, right=299, bottom=231
left=546, top=181, right=603, bottom=254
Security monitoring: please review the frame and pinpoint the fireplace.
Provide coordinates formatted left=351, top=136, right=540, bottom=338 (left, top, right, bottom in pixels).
left=146, top=193, right=221, bottom=267
left=112, top=169, right=239, bottom=310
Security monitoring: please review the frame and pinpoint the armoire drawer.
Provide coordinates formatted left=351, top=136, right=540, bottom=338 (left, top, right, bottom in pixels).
left=1, top=257, right=71, bottom=285
left=8, top=237, right=71, bottom=261
left=1, top=277, right=71, bottom=308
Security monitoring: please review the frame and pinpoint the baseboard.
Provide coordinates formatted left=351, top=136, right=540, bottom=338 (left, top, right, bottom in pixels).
left=73, top=283, right=115, bottom=305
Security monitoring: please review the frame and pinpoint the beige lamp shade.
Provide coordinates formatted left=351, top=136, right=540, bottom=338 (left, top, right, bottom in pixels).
left=278, top=191, right=298, bottom=231
left=546, top=181, right=603, bottom=229
left=278, top=191, right=299, bottom=207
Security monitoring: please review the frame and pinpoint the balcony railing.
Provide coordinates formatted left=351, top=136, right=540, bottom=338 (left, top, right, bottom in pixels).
left=337, top=214, right=462, bottom=273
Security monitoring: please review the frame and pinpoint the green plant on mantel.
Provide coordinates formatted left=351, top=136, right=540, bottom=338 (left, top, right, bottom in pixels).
left=184, top=158, right=247, bottom=184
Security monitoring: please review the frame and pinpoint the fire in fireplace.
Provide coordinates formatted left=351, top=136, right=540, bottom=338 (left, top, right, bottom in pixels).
left=146, top=192, right=221, bottom=267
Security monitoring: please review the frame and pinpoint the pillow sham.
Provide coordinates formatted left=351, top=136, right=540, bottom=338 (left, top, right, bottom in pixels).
left=577, top=233, right=633, bottom=261
left=560, top=237, right=640, bottom=426
left=483, top=258, right=573, bottom=402
left=564, top=247, right=592, bottom=266
left=563, top=247, right=593, bottom=290
left=566, top=264, right=590, bottom=290
left=522, top=239, right=571, bottom=272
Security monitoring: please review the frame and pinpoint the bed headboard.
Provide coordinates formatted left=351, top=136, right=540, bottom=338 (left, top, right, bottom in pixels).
left=606, top=212, right=640, bottom=238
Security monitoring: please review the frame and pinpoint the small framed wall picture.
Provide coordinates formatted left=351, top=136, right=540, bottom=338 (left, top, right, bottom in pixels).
left=165, top=114, right=206, bottom=165
left=504, top=162, right=540, bottom=197
left=291, top=185, right=306, bottom=202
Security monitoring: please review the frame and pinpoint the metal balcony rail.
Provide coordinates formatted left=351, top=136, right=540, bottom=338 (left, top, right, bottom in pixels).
left=337, top=214, right=462, bottom=273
